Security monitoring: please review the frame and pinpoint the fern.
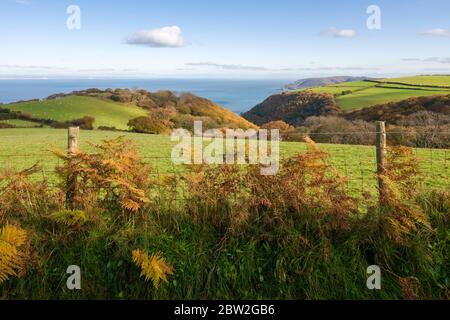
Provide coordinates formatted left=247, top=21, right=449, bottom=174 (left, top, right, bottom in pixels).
left=380, top=146, right=431, bottom=244
left=0, top=224, right=27, bottom=283
left=49, top=210, right=90, bottom=227
left=53, top=137, right=151, bottom=217
left=132, top=249, right=174, bottom=289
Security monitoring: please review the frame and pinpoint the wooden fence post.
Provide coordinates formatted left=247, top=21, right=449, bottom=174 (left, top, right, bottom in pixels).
left=66, top=127, right=79, bottom=209
left=68, top=127, right=79, bottom=156
left=376, top=121, right=387, bottom=204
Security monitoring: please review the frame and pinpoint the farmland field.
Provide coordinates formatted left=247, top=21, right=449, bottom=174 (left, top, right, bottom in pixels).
left=382, top=75, right=450, bottom=86
left=0, top=128, right=447, bottom=199
left=5, top=96, right=148, bottom=130
left=335, top=86, right=450, bottom=111
left=301, top=75, right=450, bottom=111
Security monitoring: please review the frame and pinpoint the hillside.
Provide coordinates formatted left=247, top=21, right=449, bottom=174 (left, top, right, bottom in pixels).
left=5, top=96, right=148, bottom=130
left=242, top=91, right=340, bottom=126
left=1, top=89, right=257, bottom=132
left=243, top=75, right=450, bottom=127
left=284, top=76, right=373, bottom=91
left=344, top=94, right=450, bottom=122
left=305, top=75, right=450, bottom=111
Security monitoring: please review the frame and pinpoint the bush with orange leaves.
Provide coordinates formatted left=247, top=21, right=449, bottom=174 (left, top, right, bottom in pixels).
left=54, top=137, right=150, bottom=218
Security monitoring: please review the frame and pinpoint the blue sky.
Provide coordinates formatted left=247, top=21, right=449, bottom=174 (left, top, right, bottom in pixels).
left=1, top=0, right=450, bottom=78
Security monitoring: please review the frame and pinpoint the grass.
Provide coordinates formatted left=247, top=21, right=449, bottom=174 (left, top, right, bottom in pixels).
left=308, top=81, right=377, bottom=94
left=382, top=75, right=450, bottom=86
left=0, top=119, right=40, bottom=128
left=336, top=87, right=450, bottom=111
left=5, top=96, right=149, bottom=130
left=0, top=128, right=447, bottom=199
left=301, top=76, right=450, bottom=111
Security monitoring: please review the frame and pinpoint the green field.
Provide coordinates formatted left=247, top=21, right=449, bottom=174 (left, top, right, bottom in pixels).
left=0, top=128, right=447, bottom=199
left=304, top=75, right=450, bottom=111
left=336, top=86, right=450, bottom=111
left=309, top=80, right=376, bottom=94
left=5, top=96, right=148, bottom=130
left=383, top=75, right=450, bottom=86
left=0, top=119, right=40, bottom=128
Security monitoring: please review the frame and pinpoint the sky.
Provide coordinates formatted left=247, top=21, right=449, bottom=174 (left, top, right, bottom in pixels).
left=1, top=0, right=450, bottom=79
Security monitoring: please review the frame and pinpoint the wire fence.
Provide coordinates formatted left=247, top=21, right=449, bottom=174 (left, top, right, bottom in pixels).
left=0, top=128, right=448, bottom=200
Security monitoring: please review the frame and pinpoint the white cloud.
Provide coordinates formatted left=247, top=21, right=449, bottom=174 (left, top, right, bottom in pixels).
left=15, top=0, right=31, bottom=4
left=125, top=26, right=185, bottom=48
left=320, top=27, right=357, bottom=38
left=421, top=28, right=450, bottom=37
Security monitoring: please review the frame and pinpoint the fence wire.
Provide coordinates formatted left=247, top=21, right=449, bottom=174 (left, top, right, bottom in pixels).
left=0, top=131, right=448, bottom=200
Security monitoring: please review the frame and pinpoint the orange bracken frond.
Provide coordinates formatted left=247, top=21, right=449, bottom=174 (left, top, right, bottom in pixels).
left=0, top=224, right=28, bottom=283
left=132, top=249, right=174, bottom=289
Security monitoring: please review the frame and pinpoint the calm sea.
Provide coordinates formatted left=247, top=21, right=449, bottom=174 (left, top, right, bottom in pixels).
left=0, top=79, right=291, bottom=114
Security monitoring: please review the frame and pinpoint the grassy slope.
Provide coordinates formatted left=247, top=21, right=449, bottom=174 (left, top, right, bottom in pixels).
left=308, top=81, right=376, bottom=94
left=336, top=87, right=450, bottom=111
left=0, top=128, right=447, bottom=196
left=0, top=119, right=40, bottom=127
left=384, top=75, right=450, bottom=86
left=6, top=96, right=148, bottom=130
left=303, top=75, right=450, bottom=111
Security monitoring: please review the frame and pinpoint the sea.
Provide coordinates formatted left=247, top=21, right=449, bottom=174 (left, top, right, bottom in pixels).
left=0, top=78, right=292, bottom=114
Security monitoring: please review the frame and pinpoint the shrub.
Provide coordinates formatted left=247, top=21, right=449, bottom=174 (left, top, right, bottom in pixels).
left=65, top=116, right=95, bottom=130
left=298, top=116, right=376, bottom=145
left=98, top=126, right=120, bottom=131
left=16, top=111, right=32, bottom=120
left=261, top=120, right=295, bottom=140
left=128, top=116, right=171, bottom=134
left=110, top=89, right=133, bottom=103
left=171, top=114, right=219, bottom=132
left=0, top=122, right=15, bottom=129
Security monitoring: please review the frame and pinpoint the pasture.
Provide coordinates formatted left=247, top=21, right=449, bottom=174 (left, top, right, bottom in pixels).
left=0, top=128, right=447, bottom=199
left=5, top=96, right=148, bottom=130
left=383, top=75, right=450, bottom=86
left=302, top=75, right=450, bottom=111
left=336, top=86, right=450, bottom=111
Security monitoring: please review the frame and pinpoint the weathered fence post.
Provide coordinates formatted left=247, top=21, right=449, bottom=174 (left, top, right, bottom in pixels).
left=68, top=127, right=79, bottom=156
left=66, top=127, right=79, bottom=209
left=376, top=121, right=387, bottom=204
